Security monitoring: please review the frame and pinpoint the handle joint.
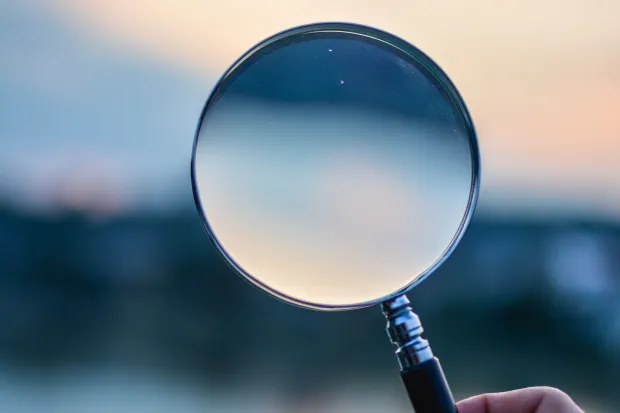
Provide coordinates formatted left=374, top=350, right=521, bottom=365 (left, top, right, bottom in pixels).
left=382, top=295, right=434, bottom=371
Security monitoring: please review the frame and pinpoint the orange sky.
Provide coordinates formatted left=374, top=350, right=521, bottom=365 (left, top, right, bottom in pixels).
left=39, top=0, right=620, bottom=217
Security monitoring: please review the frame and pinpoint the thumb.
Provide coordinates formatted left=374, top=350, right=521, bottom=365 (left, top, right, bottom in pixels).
left=457, top=387, right=584, bottom=413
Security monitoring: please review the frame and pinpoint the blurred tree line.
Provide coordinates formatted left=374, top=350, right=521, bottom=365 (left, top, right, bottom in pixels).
left=0, top=205, right=618, bottom=405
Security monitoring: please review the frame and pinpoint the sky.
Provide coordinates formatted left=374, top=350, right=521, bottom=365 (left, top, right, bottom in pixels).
left=1, top=0, right=619, bottom=219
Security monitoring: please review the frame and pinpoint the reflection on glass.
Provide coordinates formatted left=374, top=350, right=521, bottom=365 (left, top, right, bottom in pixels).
left=194, top=31, right=474, bottom=307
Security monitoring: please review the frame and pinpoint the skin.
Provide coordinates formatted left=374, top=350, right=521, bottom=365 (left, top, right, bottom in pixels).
left=457, top=387, right=584, bottom=413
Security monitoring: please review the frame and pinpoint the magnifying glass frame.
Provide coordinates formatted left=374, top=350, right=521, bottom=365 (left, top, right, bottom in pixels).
left=190, top=22, right=481, bottom=311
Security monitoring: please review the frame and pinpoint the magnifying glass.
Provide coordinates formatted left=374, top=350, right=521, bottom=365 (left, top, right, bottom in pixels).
left=191, top=22, right=480, bottom=412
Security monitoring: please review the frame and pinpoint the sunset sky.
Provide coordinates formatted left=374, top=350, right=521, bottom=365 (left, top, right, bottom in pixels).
left=1, top=0, right=619, bottom=219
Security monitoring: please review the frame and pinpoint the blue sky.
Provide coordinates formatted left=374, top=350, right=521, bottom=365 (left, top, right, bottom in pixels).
left=0, top=2, right=213, bottom=213
left=1, top=0, right=619, bottom=219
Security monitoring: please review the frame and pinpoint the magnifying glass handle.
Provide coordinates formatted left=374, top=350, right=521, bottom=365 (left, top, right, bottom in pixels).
left=383, top=295, right=457, bottom=413
left=401, top=357, right=457, bottom=412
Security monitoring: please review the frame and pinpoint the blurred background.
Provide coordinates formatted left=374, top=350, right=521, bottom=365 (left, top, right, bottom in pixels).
left=1, top=0, right=619, bottom=412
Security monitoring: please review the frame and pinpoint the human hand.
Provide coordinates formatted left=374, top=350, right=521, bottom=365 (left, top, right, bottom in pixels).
left=457, top=387, right=584, bottom=413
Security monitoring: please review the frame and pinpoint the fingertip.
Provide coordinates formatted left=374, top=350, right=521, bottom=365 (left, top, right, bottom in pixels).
left=457, top=387, right=583, bottom=413
left=456, top=394, right=488, bottom=413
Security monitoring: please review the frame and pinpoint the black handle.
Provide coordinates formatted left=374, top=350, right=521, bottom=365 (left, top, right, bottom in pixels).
left=401, top=357, right=457, bottom=413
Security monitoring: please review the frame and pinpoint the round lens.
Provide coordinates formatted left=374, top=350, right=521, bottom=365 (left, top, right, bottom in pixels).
left=192, top=23, right=479, bottom=310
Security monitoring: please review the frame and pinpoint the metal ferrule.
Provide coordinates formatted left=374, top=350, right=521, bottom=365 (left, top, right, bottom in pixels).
left=382, top=295, right=434, bottom=371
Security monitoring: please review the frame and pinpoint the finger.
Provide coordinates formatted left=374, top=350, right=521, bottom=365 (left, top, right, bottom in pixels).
left=457, top=387, right=583, bottom=413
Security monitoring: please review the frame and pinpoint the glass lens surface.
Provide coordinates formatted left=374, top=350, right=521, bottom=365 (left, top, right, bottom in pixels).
left=193, top=25, right=477, bottom=308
